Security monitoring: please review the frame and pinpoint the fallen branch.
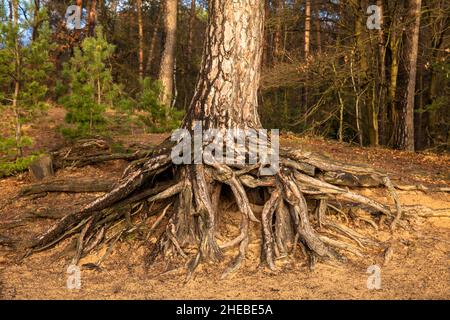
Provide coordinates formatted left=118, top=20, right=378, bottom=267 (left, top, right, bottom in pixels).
left=19, top=179, right=115, bottom=196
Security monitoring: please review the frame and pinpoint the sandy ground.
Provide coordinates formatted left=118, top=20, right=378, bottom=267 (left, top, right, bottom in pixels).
left=0, top=108, right=449, bottom=300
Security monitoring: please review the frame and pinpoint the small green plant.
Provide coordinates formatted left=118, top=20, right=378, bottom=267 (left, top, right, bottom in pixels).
left=135, top=77, right=184, bottom=132
left=59, top=26, right=120, bottom=138
left=0, top=155, right=38, bottom=178
left=0, top=5, right=53, bottom=160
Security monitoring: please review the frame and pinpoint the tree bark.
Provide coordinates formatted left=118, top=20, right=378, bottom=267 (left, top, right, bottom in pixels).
left=145, top=3, right=162, bottom=74
left=11, top=0, right=22, bottom=157
left=314, top=0, right=321, bottom=54
left=395, top=0, right=422, bottom=151
left=88, top=0, right=97, bottom=36
left=388, top=12, right=400, bottom=146
left=425, top=1, right=446, bottom=148
left=273, top=0, right=283, bottom=61
left=304, top=0, right=311, bottom=59
left=158, top=0, right=178, bottom=109
left=377, top=0, right=387, bottom=145
left=187, top=0, right=196, bottom=60
left=137, top=0, right=144, bottom=80
left=32, top=0, right=40, bottom=41
left=183, top=0, right=264, bottom=130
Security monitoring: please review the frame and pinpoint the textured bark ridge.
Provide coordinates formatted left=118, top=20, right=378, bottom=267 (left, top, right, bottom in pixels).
left=23, top=0, right=405, bottom=279
left=184, top=0, right=264, bottom=130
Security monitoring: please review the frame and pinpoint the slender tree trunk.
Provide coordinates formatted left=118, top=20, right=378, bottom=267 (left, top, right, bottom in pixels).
left=184, top=0, right=264, bottom=130
left=32, top=0, right=40, bottom=41
left=273, top=0, right=283, bottom=61
left=352, top=0, right=378, bottom=146
left=11, top=0, right=22, bottom=157
left=396, top=0, right=422, bottom=151
left=314, top=0, right=321, bottom=54
left=137, top=0, right=144, bottom=80
left=377, top=0, right=387, bottom=145
left=145, top=4, right=161, bottom=74
left=88, top=0, right=97, bottom=36
left=97, top=79, right=101, bottom=105
left=351, top=55, right=364, bottom=146
left=426, top=5, right=445, bottom=147
left=262, top=0, right=270, bottom=66
left=187, top=0, right=196, bottom=60
left=158, top=0, right=178, bottom=109
left=388, top=21, right=400, bottom=146
left=304, top=0, right=311, bottom=59
left=8, top=0, right=11, bottom=20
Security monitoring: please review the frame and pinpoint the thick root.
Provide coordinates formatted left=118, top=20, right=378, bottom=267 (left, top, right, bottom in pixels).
left=16, top=147, right=408, bottom=279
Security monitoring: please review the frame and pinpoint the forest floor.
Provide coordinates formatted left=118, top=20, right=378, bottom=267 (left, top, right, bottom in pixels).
left=0, top=107, right=449, bottom=300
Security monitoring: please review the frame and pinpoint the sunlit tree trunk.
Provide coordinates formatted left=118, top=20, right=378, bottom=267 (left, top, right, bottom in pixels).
left=159, top=0, right=178, bottom=108
left=88, top=0, right=97, bottom=36
left=137, top=0, right=144, bottom=80
left=304, top=0, right=311, bottom=59
left=184, top=0, right=264, bottom=130
left=11, top=0, right=22, bottom=156
left=31, top=0, right=40, bottom=40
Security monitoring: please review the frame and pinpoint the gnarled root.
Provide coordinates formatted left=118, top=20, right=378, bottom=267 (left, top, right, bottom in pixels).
left=19, top=146, right=404, bottom=279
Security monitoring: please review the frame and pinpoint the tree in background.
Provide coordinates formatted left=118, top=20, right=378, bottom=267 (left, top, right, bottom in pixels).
left=59, top=26, right=119, bottom=137
left=135, top=77, right=184, bottom=132
left=158, top=0, right=178, bottom=110
left=0, top=0, right=53, bottom=174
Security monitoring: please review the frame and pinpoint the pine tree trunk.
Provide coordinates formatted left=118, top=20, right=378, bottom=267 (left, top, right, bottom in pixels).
left=145, top=4, right=161, bottom=74
left=187, top=0, right=196, bottom=60
left=388, top=16, right=400, bottom=146
left=425, top=4, right=445, bottom=148
left=183, top=0, right=264, bottom=130
left=304, top=0, right=311, bottom=59
left=395, top=0, right=422, bottom=151
left=88, top=0, right=97, bottom=36
left=158, top=0, right=178, bottom=108
left=377, top=0, right=387, bottom=145
left=314, top=0, right=321, bottom=54
left=32, top=0, right=40, bottom=41
left=137, top=0, right=144, bottom=80
left=273, top=0, right=283, bottom=61
left=11, top=0, right=22, bottom=157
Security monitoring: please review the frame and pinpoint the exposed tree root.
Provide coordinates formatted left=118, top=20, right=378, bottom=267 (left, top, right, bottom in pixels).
left=10, top=145, right=416, bottom=278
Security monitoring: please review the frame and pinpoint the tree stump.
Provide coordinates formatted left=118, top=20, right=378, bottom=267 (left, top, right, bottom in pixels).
left=29, top=155, right=54, bottom=181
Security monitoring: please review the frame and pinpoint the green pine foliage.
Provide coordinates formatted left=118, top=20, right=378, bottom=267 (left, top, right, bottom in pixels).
left=135, top=77, right=184, bottom=133
left=0, top=154, right=38, bottom=178
left=0, top=4, right=54, bottom=167
left=59, top=26, right=120, bottom=138
left=21, top=21, right=54, bottom=110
